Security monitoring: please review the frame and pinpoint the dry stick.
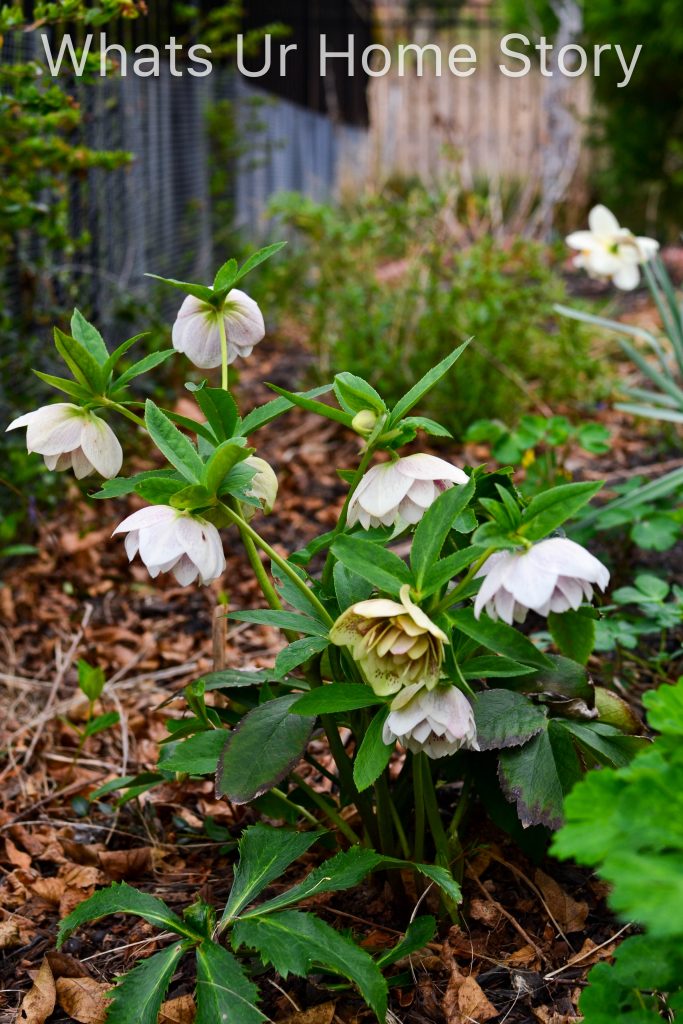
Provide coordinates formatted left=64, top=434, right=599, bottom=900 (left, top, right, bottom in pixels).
left=486, top=851, right=573, bottom=950
left=543, top=922, right=633, bottom=981
left=467, top=868, right=549, bottom=966
left=22, top=603, right=93, bottom=767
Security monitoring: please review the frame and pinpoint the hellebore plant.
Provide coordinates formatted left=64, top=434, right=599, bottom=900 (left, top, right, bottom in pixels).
left=8, top=243, right=645, bottom=1022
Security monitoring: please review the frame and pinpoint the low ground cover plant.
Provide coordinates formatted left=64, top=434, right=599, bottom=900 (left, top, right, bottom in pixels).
left=6, top=233, right=654, bottom=1019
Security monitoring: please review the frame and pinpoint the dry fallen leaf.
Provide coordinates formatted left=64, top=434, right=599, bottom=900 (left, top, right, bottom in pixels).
left=159, top=994, right=196, bottom=1023
left=97, top=846, right=152, bottom=880
left=534, top=870, right=588, bottom=934
left=4, top=836, right=32, bottom=870
left=17, top=958, right=56, bottom=1024
left=56, top=976, right=111, bottom=1024
left=278, top=1002, right=336, bottom=1024
left=444, top=965, right=499, bottom=1024
left=0, top=919, right=21, bottom=949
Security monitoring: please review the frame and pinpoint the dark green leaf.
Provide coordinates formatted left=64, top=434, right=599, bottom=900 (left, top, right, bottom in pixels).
left=112, top=350, right=175, bottom=391
left=498, top=721, right=582, bottom=829
left=203, top=441, right=250, bottom=494
left=265, top=383, right=353, bottom=426
left=195, top=940, right=266, bottom=1024
left=106, top=941, right=189, bottom=1024
left=548, top=609, right=596, bottom=665
left=158, top=731, right=227, bottom=775
left=421, top=546, right=486, bottom=597
left=520, top=481, right=603, bottom=540
left=216, top=694, right=315, bottom=804
left=353, top=707, right=393, bottom=792
left=198, top=668, right=275, bottom=691
left=193, top=386, right=239, bottom=441
left=221, top=824, right=322, bottom=925
left=377, top=916, right=436, bottom=968
left=32, top=370, right=91, bottom=400
left=54, top=327, right=104, bottom=392
left=71, top=309, right=109, bottom=365
left=389, top=341, right=470, bottom=424
left=449, top=608, right=553, bottom=670
left=333, top=372, right=386, bottom=415
left=233, top=911, right=387, bottom=1021
left=333, top=562, right=374, bottom=610
left=332, top=535, right=412, bottom=597
left=461, top=655, right=536, bottom=679
left=233, top=241, right=287, bottom=285
left=411, top=479, right=475, bottom=589
left=291, top=684, right=383, bottom=716
left=473, top=690, right=547, bottom=750
left=240, top=386, right=332, bottom=435
left=57, top=882, right=195, bottom=948
left=275, top=636, right=330, bottom=677
left=228, top=609, right=329, bottom=638
left=145, top=273, right=214, bottom=303
left=145, top=400, right=204, bottom=483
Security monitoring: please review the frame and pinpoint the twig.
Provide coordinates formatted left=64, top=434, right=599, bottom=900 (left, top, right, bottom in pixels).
left=22, top=604, right=93, bottom=766
left=543, top=922, right=632, bottom=980
left=467, top=867, right=549, bottom=966
left=486, top=851, right=574, bottom=950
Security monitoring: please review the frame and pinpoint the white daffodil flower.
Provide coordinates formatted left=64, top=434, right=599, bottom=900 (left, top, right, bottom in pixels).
left=383, top=682, right=479, bottom=759
left=566, top=204, right=659, bottom=291
left=474, top=537, right=610, bottom=625
left=347, top=454, right=469, bottom=530
left=7, top=403, right=122, bottom=479
left=172, top=289, right=265, bottom=369
left=330, top=583, right=447, bottom=695
left=113, top=505, right=225, bottom=586
left=244, top=456, right=278, bottom=516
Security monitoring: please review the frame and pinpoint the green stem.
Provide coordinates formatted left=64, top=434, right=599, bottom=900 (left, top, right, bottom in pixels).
left=292, top=775, right=361, bottom=844
left=419, top=753, right=450, bottom=865
left=373, top=773, right=395, bottom=856
left=219, top=502, right=334, bottom=627
left=270, top=786, right=320, bottom=828
left=218, top=310, right=229, bottom=392
left=388, top=793, right=411, bottom=859
left=105, top=400, right=146, bottom=429
left=432, top=545, right=498, bottom=615
left=321, top=443, right=376, bottom=589
left=413, top=754, right=426, bottom=863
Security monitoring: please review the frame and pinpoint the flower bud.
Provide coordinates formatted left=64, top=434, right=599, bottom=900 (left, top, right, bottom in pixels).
left=594, top=687, right=641, bottom=735
left=244, top=456, right=278, bottom=515
left=351, top=410, right=378, bottom=436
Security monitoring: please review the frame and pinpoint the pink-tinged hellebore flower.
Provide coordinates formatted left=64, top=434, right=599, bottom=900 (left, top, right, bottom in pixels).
left=383, top=682, right=479, bottom=759
left=7, top=403, right=122, bottom=479
left=113, top=505, right=225, bottom=586
left=172, top=289, right=265, bottom=369
left=330, top=584, right=447, bottom=695
left=244, top=456, right=278, bottom=515
left=566, top=205, right=659, bottom=291
left=474, top=538, right=610, bottom=625
left=347, top=454, right=469, bottom=530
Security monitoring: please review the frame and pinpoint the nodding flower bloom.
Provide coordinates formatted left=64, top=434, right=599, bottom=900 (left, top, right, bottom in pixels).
left=347, top=454, right=469, bottom=530
left=113, top=505, right=225, bottom=586
left=566, top=205, right=659, bottom=291
left=7, top=403, right=122, bottom=480
left=330, top=584, right=447, bottom=696
left=244, top=456, right=278, bottom=516
left=383, top=682, right=479, bottom=759
left=172, top=289, right=265, bottom=369
left=474, top=537, right=610, bottom=625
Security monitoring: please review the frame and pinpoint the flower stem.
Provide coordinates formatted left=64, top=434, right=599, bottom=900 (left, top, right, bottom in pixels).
left=292, top=775, right=361, bottom=844
left=104, top=400, right=146, bottom=429
left=270, top=786, right=321, bottom=828
left=373, top=772, right=395, bottom=856
left=219, top=502, right=334, bottom=627
left=321, top=443, right=376, bottom=589
left=413, top=754, right=426, bottom=863
left=388, top=795, right=411, bottom=859
left=218, top=311, right=229, bottom=392
left=432, top=545, right=498, bottom=615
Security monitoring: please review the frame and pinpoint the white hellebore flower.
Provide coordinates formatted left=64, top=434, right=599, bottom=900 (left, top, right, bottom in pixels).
left=7, top=403, right=122, bottom=479
left=347, top=454, right=469, bottom=530
left=172, top=289, right=265, bottom=369
left=330, top=583, right=447, bottom=695
left=383, top=683, right=479, bottom=759
left=566, top=205, right=659, bottom=291
left=113, top=505, right=225, bottom=586
left=474, top=537, right=610, bottom=625
left=244, top=456, right=278, bottom=516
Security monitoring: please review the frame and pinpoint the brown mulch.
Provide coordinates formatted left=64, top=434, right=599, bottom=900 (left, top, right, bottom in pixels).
left=0, top=338, right=672, bottom=1024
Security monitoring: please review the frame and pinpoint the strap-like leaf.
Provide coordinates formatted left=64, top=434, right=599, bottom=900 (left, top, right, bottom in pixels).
left=411, top=479, right=475, bottom=589
left=290, top=684, right=383, bottom=716
left=233, top=911, right=388, bottom=1021
left=389, top=340, right=470, bottom=424
left=106, top=940, right=189, bottom=1024
left=332, top=535, right=412, bottom=597
left=57, top=881, right=198, bottom=947
left=71, top=308, right=109, bottom=365
left=220, top=824, right=322, bottom=927
left=195, top=940, right=265, bottom=1024
left=145, top=400, right=204, bottom=482
left=353, top=707, right=393, bottom=792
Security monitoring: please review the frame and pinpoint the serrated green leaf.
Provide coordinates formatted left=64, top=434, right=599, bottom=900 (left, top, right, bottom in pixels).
left=389, top=340, right=470, bottom=424
left=221, top=824, right=323, bottom=926
left=354, top=707, right=393, bottom=792
left=332, top=535, right=412, bottom=597
left=203, top=440, right=250, bottom=494
left=193, top=386, right=239, bottom=441
left=411, top=479, right=475, bottom=590
left=54, top=327, right=105, bottom=392
left=291, top=684, right=383, bottom=716
left=520, top=481, right=603, bottom=540
left=195, top=940, right=266, bottom=1024
left=112, top=350, right=175, bottom=391
left=333, top=561, right=374, bottom=610
left=197, top=669, right=275, bottom=691
left=376, top=915, right=436, bottom=968
left=233, top=911, right=387, bottom=1021
left=265, top=383, right=353, bottom=426
left=57, top=881, right=196, bottom=947
left=145, top=273, right=214, bottom=303
left=449, top=608, right=553, bottom=670
left=461, top=655, right=536, bottom=679
left=213, top=257, right=239, bottom=291
left=228, top=609, right=329, bottom=637
left=498, top=721, right=582, bottom=829
left=421, top=545, right=486, bottom=597
left=106, top=941, right=189, bottom=1024
left=32, top=370, right=91, bottom=400
left=548, top=609, right=596, bottom=665
left=473, top=690, right=547, bottom=750
left=240, top=386, right=332, bottom=435
left=71, top=308, right=109, bottom=365
left=274, top=636, right=330, bottom=677
left=157, top=730, right=227, bottom=775
left=333, top=372, right=386, bottom=415
left=145, top=400, right=204, bottom=482
left=216, top=695, right=315, bottom=805
left=233, top=241, right=287, bottom=285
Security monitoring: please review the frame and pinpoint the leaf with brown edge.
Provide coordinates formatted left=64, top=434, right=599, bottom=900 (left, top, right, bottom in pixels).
left=17, top=958, right=56, bottom=1024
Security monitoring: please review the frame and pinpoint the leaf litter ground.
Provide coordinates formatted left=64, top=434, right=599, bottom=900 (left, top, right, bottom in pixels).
left=1, top=334, right=679, bottom=1024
